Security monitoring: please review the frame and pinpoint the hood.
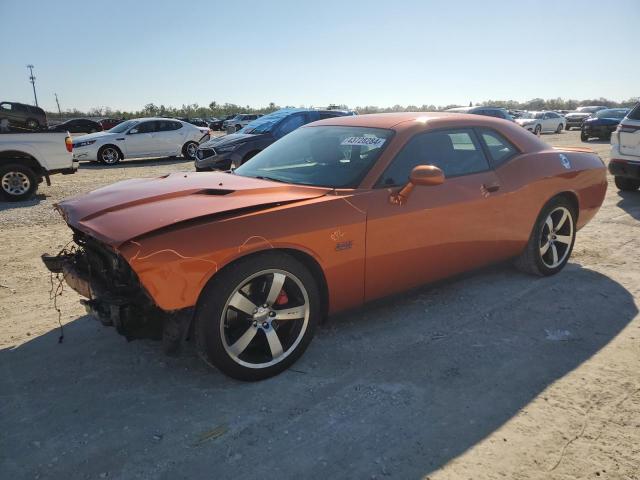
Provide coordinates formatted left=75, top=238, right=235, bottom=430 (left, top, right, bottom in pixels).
left=584, top=117, right=619, bottom=125
left=72, top=131, right=117, bottom=143
left=56, top=172, right=330, bottom=248
left=199, top=133, right=263, bottom=149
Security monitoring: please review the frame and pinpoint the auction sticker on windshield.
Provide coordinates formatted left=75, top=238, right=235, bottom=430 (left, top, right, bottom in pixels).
left=341, top=136, right=386, bottom=148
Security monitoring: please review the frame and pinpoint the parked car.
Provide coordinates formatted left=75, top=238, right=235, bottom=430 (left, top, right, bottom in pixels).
left=223, top=114, right=262, bottom=131
left=195, top=108, right=355, bottom=171
left=515, top=111, right=565, bottom=134
left=609, top=103, right=640, bottom=191
left=49, top=118, right=103, bottom=134
left=210, top=114, right=237, bottom=131
left=0, top=101, right=48, bottom=131
left=564, top=106, right=608, bottom=130
left=445, top=106, right=514, bottom=121
left=43, top=112, right=607, bottom=380
left=71, top=118, right=210, bottom=165
left=98, top=118, right=124, bottom=130
left=0, top=131, right=76, bottom=201
left=581, top=108, right=630, bottom=142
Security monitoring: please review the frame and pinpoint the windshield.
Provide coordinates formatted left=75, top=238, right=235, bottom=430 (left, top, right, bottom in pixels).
left=109, top=119, right=138, bottom=133
left=520, top=112, right=543, bottom=119
left=594, top=109, right=628, bottom=119
left=243, top=109, right=302, bottom=134
left=235, top=125, right=393, bottom=188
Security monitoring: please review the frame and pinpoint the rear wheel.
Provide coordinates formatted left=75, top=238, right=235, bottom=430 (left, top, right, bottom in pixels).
left=580, top=129, right=589, bottom=142
left=614, top=177, right=640, bottom=192
left=195, top=251, right=320, bottom=381
left=0, top=164, right=38, bottom=201
left=235, top=124, right=243, bottom=132
left=182, top=141, right=198, bottom=160
left=565, top=124, right=571, bottom=130
left=515, top=197, right=576, bottom=276
left=98, top=145, right=122, bottom=165
left=25, top=119, right=39, bottom=130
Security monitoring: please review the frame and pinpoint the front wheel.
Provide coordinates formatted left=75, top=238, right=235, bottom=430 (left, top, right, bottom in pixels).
left=0, top=164, right=38, bottom=201
left=580, top=130, right=589, bottom=142
left=98, top=145, right=122, bottom=165
left=195, top=252, right=320, bottom=381
left=565, top=124, right=571, bottom=130
left=614, top=176, right=640, bottom=192
left=515, top=197, right=576, bottom=276
left=182, top=141, right=198, bottom=160
left=534, top=124, right=541, bottom=136
left=556, top=123, right=563, bottom=133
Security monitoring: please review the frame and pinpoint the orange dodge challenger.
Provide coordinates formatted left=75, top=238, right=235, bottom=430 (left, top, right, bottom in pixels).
left=43, top=113, right=607, bottom=380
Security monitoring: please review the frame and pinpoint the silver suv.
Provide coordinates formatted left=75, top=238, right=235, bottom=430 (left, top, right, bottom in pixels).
left=222, top=114, right=262, bottom=132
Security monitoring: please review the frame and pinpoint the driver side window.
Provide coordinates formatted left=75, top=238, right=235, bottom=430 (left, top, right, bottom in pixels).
left=377, top=129, right=490, bottom=187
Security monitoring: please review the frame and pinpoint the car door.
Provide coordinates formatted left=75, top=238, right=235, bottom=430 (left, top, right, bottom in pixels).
left=542, top=112, right=556, bottom=132
left=124, top=120, right=163, bottom=157
left=155, top=120, right=185, bottom=155
left=364, top=128, right=509, bottom=301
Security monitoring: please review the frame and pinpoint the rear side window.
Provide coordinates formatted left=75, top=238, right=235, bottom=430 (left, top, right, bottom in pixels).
left=478, top=128, right=518, bottom=167
left=378, top=129, right=490, bottom=186
left=628, top=103, right=640, bottom=121
left=275, top=114, right=306, bottom=137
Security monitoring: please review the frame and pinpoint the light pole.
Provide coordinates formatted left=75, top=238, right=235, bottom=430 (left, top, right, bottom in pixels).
left=54, top=93, right=62, bottom=118
left=26, top=64, right=38, bottom=107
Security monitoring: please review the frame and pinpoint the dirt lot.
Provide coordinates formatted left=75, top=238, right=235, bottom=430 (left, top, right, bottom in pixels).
left=1, top=130, right=639, bottom=480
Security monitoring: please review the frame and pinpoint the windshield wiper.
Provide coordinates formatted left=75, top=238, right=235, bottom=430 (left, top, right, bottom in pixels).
left=255, top=175, right=288, bottom=184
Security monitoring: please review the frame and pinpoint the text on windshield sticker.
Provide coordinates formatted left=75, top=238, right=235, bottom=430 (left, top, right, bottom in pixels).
left=341, top=136, right=386, bottom=148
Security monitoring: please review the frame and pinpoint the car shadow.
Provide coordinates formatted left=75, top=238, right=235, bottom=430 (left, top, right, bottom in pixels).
left=0, top=263, right=635, bottom=479
left=616, top=190, right=640, bottom=220
left=0, top=193, right=46, bottom=211
left=80, top=156, right=194, bottom=171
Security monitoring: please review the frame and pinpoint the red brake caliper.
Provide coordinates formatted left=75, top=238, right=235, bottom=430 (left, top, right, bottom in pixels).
left=275, top=289, right=289, bottom=305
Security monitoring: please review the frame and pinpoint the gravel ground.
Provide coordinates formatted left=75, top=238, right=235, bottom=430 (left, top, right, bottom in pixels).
left=1, top=130, right=639, bottom=480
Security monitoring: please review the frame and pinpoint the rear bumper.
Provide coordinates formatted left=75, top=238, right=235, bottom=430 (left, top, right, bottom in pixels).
left=609, top=158, right=640, bottom=179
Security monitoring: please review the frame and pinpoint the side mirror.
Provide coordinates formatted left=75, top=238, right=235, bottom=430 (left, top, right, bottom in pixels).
left=390, top=165, right=444, bottom=205
left=128, top=128, right=138, bottom=134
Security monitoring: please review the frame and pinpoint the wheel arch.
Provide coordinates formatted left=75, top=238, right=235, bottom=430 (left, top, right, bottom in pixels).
left=99, top=143, right=124, bottom=159
left=0, top=150, right=44, bottom=176
left=196, top=247, right=330, bottom=322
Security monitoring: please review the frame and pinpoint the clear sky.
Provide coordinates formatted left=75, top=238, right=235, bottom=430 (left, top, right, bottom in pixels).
left=1, top=0, right=638, bottom=112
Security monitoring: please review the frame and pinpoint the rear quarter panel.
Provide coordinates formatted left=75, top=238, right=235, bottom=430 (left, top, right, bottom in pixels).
left=494, top=148, right=606, bottom=255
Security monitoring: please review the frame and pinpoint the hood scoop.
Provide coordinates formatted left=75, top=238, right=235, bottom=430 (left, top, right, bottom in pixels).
left=194, top=188, right=234, bottom=196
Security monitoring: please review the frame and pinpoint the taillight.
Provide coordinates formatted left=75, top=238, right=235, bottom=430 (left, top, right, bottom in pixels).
left=618, top=124, right=640, bottom=133
left=65, top=135, right=73, bottom=152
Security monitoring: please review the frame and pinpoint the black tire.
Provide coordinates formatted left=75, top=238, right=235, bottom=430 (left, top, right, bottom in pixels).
left=565, top=124, right=571, bottom=131
left=556, top=123, right=563, bottom=133
left=98, top=145, right=122, bottom=165
left=182, top=141, right=198, bottom=160
left=580, top=130, right=589, bottom=142
left=195, top=251, right=320, bottom=381
left=0, top=163, right=38, bottom=201
left=25, top=119, right=39, bottom=130
left=515, top=196, right=577, bottom=276
left=235, top=124, right=242, bottom=132
left=534, top=124, right=541, bottom=136
left=614, top=176, right=640, bottom=192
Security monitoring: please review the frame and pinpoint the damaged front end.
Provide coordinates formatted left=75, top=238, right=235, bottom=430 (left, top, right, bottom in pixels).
left=42, top=230, right=192, bottom=354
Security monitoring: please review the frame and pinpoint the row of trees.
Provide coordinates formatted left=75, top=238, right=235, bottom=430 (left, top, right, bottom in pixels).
left=48, top=97, right=639, bottom=120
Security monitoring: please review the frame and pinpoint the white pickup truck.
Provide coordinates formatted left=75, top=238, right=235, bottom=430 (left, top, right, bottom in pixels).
left=0, top=132, right=77, bottom=201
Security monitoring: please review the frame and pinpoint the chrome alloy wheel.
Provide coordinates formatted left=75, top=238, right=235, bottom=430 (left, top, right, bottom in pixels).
left=220, top=269, right=310, bottom=369
left=1, top=171, right=30, bottom=196
left=101, top=147, right=120, bottom=164
left=539, top=206, right=574, bottom=269
left=186, top=142, right=198, bottom=159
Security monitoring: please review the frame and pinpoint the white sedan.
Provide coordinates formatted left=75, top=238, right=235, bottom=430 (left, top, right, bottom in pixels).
left=72, top=118, right=210, bottom=165
left=515, top=111, right=566, bottom=135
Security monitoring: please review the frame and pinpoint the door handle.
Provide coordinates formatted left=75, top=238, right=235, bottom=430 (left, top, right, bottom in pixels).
left=482, top=183, right=500, bottom=193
